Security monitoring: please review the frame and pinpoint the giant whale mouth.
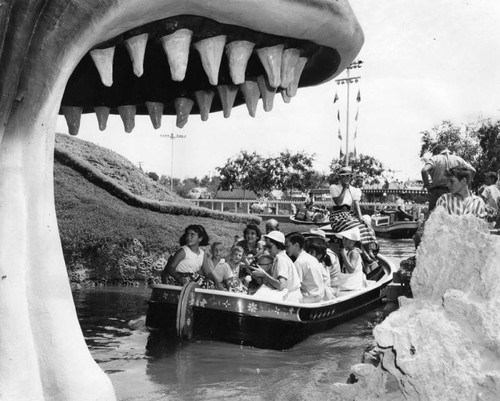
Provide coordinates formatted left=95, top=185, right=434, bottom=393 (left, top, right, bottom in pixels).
left=60, top=14, right=345, bottom=134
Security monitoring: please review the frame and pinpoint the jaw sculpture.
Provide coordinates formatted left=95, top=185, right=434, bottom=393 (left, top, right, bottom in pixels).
left=0, top=1, right=363, bottom=400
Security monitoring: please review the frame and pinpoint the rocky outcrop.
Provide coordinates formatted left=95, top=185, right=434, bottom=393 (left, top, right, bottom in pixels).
left=332, top=209, right=500, bottom=400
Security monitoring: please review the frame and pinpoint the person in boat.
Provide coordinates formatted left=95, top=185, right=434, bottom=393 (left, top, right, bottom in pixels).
left=329, top=166, right=378, bottom=266
left=304, top=192, right=315, bottom=209
left=306, top=240, right=340, bottom=298
left=435, top=167, right=486, bottom=218
left=265, top=218, right=280, bottom=234
left=226, top=245, right=250, bottom=293
left=202, top=242, right=234, bottom=291
left=250, top=230, right=302, bottom=302
left=236, top=224, right=262, bottom=260
left=479, top=171, right=500, bottom=227
left=285, top=233, right=329, bottom=302
left=160, top=224, right=212, bottom=286
left=421, top=143, right=476, bottom=212
left=335, top=227, right=367, bottom=291
left=395, top=196, right=414, bottom=221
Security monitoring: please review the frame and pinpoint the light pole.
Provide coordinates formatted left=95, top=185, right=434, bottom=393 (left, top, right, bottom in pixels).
left=160, top=132, right=186, bottom=191
left=335, top=60, right=363, bottom=167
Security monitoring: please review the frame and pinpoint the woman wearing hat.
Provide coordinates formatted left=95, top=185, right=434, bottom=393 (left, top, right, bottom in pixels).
left=329, top=166, right=378, bottom=265
left=335, top=227, right=367, bottom=291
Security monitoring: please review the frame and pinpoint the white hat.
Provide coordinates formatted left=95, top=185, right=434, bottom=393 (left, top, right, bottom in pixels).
left=335, top=227, right=361, bottom=241
left=263, top=230, right=285, bottom=245
left=361, top=215, right=372, bottom=226
left=309, top=228, right=326, bottom=238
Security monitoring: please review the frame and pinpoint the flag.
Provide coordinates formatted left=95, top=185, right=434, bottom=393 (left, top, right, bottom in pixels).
left=337, top=128, right=342, bottom=140
left=337, top=110, right=340, bottom=121
left=339, top=148, right=345, bottom=160
left=354, top=128, right=357, bottom=140
left=353, top=146, right=357, bottom=158
left=333, top=92, right=339, bottom=103
left=356, top=89, right=361, bottom=102
left=355, top=109, right=359, bottom=121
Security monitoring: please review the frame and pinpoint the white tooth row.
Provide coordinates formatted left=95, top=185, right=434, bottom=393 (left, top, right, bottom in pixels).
left=89, top=30, right=308, bottom=92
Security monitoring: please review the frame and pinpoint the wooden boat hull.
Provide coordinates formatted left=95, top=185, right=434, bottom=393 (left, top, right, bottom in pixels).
left=146, top=255, right=396, bottom=350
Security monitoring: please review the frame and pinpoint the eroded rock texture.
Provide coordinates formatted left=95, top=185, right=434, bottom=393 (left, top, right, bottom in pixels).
left=334, top=209, right=500, bottom=400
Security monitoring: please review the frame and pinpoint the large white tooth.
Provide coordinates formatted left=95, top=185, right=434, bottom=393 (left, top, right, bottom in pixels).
left=90, top=47, right=115, bottom=87
left=225, top=40, right=255, bottom=85
left=160, top=29, right=193, bottom=81
left=175, top=97, right=194, bottom=128
left=256, top=44, right=284, bottom=88
left=286, top=57, right=308, bottom=98
left=118, top=105, right=136, bottom=133
left=280, top=88, right=291, bottom=104
left=124, top=33, right=148, bottom=77
left=280, top=48, right=301, bottom=88
left=62, top=106, right=83, bottom=136
left=217, top=85, right=239, bottom=118
left=239, top=80, right=260, bottom=118
left=145, top=101, right=163, bottom=129
left=94, top=106, right=110, bottom=131
left=194, top=90, right=215, bottom=121
left=256, top=76, right=276, bottom=112
left=193, top=35, right=226, bottom=86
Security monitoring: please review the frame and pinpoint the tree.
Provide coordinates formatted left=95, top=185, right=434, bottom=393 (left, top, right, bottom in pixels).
left=329, top=153, right=384, bottom=187
left=475, top=120, right=500, bottom=179
left=147, top=171, right=159, bottom=181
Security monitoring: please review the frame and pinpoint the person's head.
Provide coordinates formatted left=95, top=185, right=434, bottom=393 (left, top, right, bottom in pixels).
left=308, top=192, right=313, bottom=197
left=263, top=230, right=286, bottom=257
left=180, top=224, right=210, bottom=247
left=243, top=224, right=262, bottom=244
left=257, top=254, right=274, bottom=272
left=485, top=171, right=498, bottom=186
left=335, top=227, right=361, bottom=250
left=255, top=240, right=266, bottom=253
left=210, top=242, right=225, bottom=259
left=285, top=233, right=305, bottom=258
left=228, top=245, right=244, bottom=263
left=431, top=143, right=447, bottom=155
left=265, top=218, right=280, bottom=234
left=337, top=166, right=354, bottom=185
left=445, top=167, right=471, bottom=194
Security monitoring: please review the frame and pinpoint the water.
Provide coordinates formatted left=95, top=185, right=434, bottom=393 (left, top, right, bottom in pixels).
left=73, top=238, right=414, bottom=401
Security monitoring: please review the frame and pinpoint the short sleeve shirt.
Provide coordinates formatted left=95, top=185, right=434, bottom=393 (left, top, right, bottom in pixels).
left=329, top=184, right=361, bottom=206
left=211, top=259, right=234, bottom=282
left=436, top=193, right=486, bottom=217
left=271, top=251, right=301, bottom=293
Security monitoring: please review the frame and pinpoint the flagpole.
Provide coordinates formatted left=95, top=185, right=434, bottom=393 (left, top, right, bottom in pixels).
left=335, top=60, right=363, bottom=167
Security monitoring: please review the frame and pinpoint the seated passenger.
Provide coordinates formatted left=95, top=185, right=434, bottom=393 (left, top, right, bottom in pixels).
left=306, top=241, right=340, bottom=298
left=161, top=224, right=211, bottom=286
left=202, top=242, right=233, bottom=291
left=285, top=233, right=327, bottom=303
left=335, top=227, right=367, bottom=291
left=250, top=231, right=302, bottom=302
left=226, top=245, right=248, bottom=293
left=236, top=224, right=262, bottom=264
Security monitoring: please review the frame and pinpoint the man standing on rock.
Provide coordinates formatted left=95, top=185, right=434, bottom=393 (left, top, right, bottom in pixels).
left=421, top=143, right=476, bottom=212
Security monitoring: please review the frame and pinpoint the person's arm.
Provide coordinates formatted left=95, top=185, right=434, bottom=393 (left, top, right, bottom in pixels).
left=340, top=249, right=360, bottom=274
left=201, top=254, right=225, bottom=290
left=353, top=199, right=363, bottom=219
left=250, top=265, right=284, bottom=290
left=161, top=248, right=186, bottom=283
left=421, top=164, right=432, bottom=189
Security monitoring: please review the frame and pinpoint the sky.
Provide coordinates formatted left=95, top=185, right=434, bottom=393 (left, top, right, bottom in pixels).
left=56, top=0, right=500, bottom=182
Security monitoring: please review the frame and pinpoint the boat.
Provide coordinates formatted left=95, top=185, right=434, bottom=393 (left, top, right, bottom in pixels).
left=146, top=233, right=397, bottom=350
left=370, top=210, right=420, bottom=239
left=289, top=206, right=330, bottom=225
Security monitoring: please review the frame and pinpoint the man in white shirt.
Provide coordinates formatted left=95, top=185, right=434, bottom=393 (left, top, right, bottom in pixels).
left=285, top=232, right=326, bottom=303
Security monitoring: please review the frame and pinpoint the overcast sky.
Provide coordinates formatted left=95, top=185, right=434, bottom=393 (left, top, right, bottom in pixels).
left=56, top=0, right=500, bottom=182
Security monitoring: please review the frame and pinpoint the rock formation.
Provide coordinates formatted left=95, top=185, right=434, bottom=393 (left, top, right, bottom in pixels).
left=332, top=209, right=500, bottom=400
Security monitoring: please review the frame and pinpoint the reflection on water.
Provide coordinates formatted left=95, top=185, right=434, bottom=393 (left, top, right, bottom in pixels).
left=74, top=239, right=415, bottom=401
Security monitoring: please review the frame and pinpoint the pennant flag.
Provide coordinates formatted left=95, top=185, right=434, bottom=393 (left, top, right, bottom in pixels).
left=333, top=92, right=339, bottom=103
left=337, top=110, right=340, bottom=121
left=355, top=109, right=359, bottom=121
left=340, top=148, right=345, bottom=160
left=354, top=128, right=357, bottom=140
left=353, top=146, right=357, bottom=158
left=356, top=89, right=361, bottom=102
left=337, top=128, right=342, bottom=140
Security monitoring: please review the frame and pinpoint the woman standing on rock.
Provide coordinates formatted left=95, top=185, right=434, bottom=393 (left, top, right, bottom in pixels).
left=161, top=224, right=211, bottom=286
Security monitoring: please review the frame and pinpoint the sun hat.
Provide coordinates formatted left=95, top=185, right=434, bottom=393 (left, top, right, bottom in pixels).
left=334, top=227, right=361, bottom=241
left=308, top=228, right=326, bottom=238
left=263, top=230, right=285, bottom=244
left=338, top=166, right=353, bottom=176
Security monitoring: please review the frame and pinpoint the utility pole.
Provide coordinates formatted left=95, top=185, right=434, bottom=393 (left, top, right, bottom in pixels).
left=335, top=60, right=363, bottom=167
left=160, top=132, right=186, bottom=191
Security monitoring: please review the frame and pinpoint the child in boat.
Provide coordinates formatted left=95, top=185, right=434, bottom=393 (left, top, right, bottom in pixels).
left=202, top=242, right=234, bottom=291
left=226, top=245, right=249, bottom=293
left=306, top=241, right=339, bottom=298
left=335, top=227, right=367, bottom=291
left=160, top=224, right=212, bottom=286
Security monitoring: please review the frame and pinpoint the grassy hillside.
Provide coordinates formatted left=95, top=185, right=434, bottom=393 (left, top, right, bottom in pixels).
left=54, top=134, right=303, bottom=285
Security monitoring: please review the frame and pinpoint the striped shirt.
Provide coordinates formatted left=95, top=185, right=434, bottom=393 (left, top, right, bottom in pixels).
left=435, top=192, right=486, bottom=218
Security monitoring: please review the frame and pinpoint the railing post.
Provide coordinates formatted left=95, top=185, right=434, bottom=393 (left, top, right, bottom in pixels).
left=275, top=201, right=279, bottom=215
left=220, top=201, right=224, bottom=212
left=246, top=202, right=250, bottom=213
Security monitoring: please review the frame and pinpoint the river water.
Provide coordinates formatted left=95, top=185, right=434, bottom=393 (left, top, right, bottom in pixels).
left=73, top=238, right=415, bottom=401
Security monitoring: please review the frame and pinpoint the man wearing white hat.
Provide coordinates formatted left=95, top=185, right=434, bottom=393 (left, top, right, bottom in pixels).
left=251, top=230, right=302, bottom=302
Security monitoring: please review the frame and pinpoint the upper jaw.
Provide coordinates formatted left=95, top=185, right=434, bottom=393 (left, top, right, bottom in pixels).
left=59, top=0, right=363, bottom=132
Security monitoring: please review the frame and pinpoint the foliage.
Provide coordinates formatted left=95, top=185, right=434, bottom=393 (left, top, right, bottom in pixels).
left=329, top=153, right=385, bottom=187
left=475, top=120, right=500, bottom=181
left=216, top=150, right=321, bottom=195
left=147, top=171, right=159, bottom=181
